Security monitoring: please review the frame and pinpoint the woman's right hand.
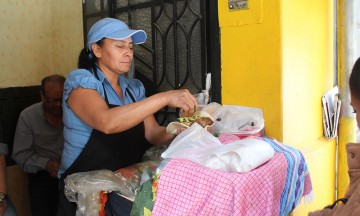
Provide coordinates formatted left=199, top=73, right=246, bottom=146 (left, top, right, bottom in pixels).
left=164, top=89, right=198, bottom=117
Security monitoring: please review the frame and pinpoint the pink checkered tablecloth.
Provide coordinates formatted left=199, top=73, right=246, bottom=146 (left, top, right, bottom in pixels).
left=152, top=134, right=288, bottom=216
left=151, top=134, right=312, bottom=216
left=152, top=154, right=287, bottom=216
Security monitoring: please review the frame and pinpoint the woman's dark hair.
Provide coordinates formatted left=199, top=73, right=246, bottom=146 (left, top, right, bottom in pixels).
left=349, top=57, right=360, bottom=99
left=77, top=39, right=105, bottom=73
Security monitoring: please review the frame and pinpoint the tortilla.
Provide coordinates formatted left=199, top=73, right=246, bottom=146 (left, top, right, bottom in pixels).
left=166, top=122, right=190, bottom=135
left=166, top=111, right=215, bottom=135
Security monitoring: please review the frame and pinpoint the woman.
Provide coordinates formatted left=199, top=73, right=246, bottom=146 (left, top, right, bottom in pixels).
left=57, top=18, right=197, bottom=215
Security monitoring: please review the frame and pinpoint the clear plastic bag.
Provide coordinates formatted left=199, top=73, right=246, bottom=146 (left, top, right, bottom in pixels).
left=65, top=169, right=127, bottom=216
left=193, top=73, right=211, bottom=108
left=64, top=160, right=160, bottom=216
left=141, top=145, right=168, bottom=161
left=208, top=104, right=264, bottom=137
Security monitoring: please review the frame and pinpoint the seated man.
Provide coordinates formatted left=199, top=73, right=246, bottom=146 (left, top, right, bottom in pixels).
left=12, top=74, right=65, bottom=216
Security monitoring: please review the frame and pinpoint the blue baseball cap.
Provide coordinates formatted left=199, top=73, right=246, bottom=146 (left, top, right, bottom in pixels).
left=87, top=18, right=147, bottom=51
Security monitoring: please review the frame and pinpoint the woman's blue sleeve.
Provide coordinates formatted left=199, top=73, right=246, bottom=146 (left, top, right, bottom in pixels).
left=63, top=69, right=104, bottom=101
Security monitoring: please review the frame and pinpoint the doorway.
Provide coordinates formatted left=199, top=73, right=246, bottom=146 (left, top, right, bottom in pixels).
left=82, top=0, right=221, bottom=124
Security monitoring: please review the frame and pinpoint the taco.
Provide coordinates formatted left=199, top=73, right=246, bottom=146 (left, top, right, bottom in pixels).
left=166, top=111, right=215, bottom=135
left=177, top=115, right=214, bottom=128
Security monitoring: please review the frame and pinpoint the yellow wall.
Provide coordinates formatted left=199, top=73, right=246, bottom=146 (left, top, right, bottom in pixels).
left=0, top=0, right=83, bottom=88
left=50, top=0, right=84, bottom=76
left=219, top=0, right=283, bottom=140
left=219, top=0, right=336, bottom=215
left=0, top=0, right=83, bottom=215
left=282, top=1, right=336, bottom=214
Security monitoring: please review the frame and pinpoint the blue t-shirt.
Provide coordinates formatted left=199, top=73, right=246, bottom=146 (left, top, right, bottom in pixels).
left=59, top=68, right=146, bottom=177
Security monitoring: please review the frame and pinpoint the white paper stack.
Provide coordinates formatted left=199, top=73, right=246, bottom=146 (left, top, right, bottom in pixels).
left=321, top=86, right=341, bottom=139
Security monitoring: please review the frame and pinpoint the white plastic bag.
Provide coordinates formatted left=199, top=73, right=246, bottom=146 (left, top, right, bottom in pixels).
left=161, top=124, right=273, bottom=173
left=161, top=123, right=222, bottom=165
left=205, top=137, right=275, bottom=172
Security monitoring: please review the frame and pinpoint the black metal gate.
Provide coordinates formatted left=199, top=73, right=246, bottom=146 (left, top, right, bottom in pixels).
left=82, top=0, right=220, bottom=124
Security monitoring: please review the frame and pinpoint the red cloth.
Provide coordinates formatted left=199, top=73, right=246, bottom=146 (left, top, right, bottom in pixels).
left=98, top=191, right=108, bottom=216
